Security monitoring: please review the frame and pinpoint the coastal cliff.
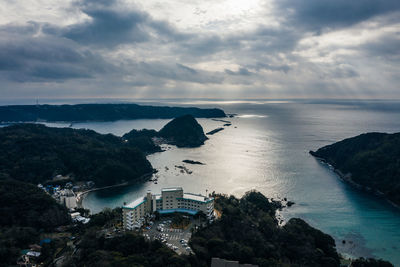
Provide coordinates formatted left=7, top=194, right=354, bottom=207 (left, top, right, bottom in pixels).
left=310, top=132, right=400, bottom=206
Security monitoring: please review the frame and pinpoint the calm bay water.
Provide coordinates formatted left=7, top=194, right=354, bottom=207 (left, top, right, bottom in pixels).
left=43, top=100, right=400, bottom=264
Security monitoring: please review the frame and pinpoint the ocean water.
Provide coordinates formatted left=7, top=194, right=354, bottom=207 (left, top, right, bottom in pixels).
left=41, top=100, right=400, bottom=264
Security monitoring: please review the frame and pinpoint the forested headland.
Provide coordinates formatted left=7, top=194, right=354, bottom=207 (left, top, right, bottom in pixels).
left=0, top=103, right=226, bottom=122
left=66, top=191, right=393, bottom=267
left=310, top=132, right=400, bottom=206
left=0, top=123, right=153, bottom=186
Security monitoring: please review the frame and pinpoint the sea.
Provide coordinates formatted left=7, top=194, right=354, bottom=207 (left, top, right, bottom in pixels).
left=2, top=99, right=400, bottom=264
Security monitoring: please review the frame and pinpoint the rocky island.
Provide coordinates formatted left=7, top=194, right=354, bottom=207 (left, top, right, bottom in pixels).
left=310, top=132, right=400, bottom=206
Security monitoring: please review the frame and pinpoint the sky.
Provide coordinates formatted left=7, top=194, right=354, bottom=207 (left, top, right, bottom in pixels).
left=0, top=0, right=399, bottom=100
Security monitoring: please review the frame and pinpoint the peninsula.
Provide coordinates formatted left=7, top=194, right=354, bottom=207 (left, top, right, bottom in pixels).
left=0, top=103, right=226, bottom=122
left=0, top=123, right=154, bottom=186
left=310, top=132, right=400, bottom=206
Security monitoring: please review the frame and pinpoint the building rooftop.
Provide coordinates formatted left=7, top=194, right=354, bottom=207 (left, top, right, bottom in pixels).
left=183, top=193, right=213, bottom=202
left=211, top=257, right=258, bottom=267
left=70, top=212, right=80, bottom=218
left=161, top=187, right=183, bottom=192
left=124, top=196, right=146, bottom=209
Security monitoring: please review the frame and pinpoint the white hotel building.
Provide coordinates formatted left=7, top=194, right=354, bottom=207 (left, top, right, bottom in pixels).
left=122, top=187, right=214, bottom=230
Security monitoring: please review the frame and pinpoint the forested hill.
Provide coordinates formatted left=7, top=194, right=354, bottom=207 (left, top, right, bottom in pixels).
left=69, top=191, right=393, bottom=266
left=0, top=103, right=226, bottom=122
left=310, top=132, right=400, bottom=206
left=0, top=124, right=153, bottom=186
left=191, top=191, right=340, bottom=266
left=158, top=115, right=208, bottom=147
left=0, top=180, right=70, bottom=229
left=0, top=180, right=70, bottom=265
left=123, top=115, right=208, bottom=148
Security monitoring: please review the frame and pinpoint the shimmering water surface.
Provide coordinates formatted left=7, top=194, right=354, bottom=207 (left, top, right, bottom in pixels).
left=44, top=100, right=400, bottom=264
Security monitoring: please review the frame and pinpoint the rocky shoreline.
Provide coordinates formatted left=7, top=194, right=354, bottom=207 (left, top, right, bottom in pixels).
left=311, top=155, right=400, bottom=209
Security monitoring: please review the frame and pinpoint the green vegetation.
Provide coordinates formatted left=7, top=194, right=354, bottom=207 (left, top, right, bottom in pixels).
left=66, top=208, right=195, bottom=267
left=68, top=192, right=393, bottom=266
left=123, top=115, right=208, bottom=148
left=159, top=115, right=208, bottom=147
left=190, top=191, right=340, bottom=267
left=122, top=129, right=161, bottom=153
left=0, top=226, right=39, bottom=266
left=87, top=207, right=122, bottom=228
left=0, top=180, right=70, bottom=266
left=0, top=121, right=395, bottom=266
left=53, top=192, right=393, bottom=267
left=310, top=132, right=400, bottom=205
left=351, top=258, right=394, bottom=267
left=0, top=124, right=153, bottom=186
left=69, top=230, right=194, bottom=266
left=0, top=103, right=226, bottom=122
left=0, top=180, right=70, bottom=229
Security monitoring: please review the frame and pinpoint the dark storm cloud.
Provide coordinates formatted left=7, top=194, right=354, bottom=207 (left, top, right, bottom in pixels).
left=361, top=34, right=400, bottom=61
left=225, top=67, right=252, bottom=76
left=62, top=9, right=149, bottom=46
left=251, top=63, right=291, bottom=73
left=176, top=63, right=197, bottom=74
left=276, top=0, right=400, bottom=32
left=0, top=0, right=399, bottom=98
left=178, top=35, right=228, bottom=57
left=252, top=27, right=300, bottom=52
left=1, top=21, right=40, bottom=35
left=331, top=65, right=359, bottom=79
left=0, top=26, right=112, bottom=81
left=176, top=26, right=300, bottom=62
left=133, top=61, right=224, bottom=84
left=0, top=0, right=192, bottom=84
left=42, top=0, right=188, bottom=48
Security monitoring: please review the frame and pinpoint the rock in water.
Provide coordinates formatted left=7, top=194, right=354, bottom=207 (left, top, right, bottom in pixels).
left=183, top=159, right=205, bottom=165
left=206, top=127, right=224, bottom=135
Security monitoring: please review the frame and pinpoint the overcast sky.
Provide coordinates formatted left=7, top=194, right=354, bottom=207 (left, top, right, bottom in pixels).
left=0, top=0, right=399, bottom=100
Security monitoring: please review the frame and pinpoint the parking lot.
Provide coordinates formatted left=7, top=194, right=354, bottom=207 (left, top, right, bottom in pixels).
left=143, top=218, right=197, bottom=255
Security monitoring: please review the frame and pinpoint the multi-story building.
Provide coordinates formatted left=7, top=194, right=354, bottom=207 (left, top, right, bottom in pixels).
left=59, top=189, right=77, bottom=210
left=122, top=187, right=214, bottom=230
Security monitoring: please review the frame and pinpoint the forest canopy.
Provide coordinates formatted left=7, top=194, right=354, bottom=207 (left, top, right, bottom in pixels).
left=310, top=132, right=400, bottom=205
left=0, top=124, right=153, bottom=186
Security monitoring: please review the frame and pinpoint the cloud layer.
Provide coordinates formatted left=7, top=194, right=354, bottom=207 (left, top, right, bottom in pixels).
left=0, top=0, right=399, bottom=99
